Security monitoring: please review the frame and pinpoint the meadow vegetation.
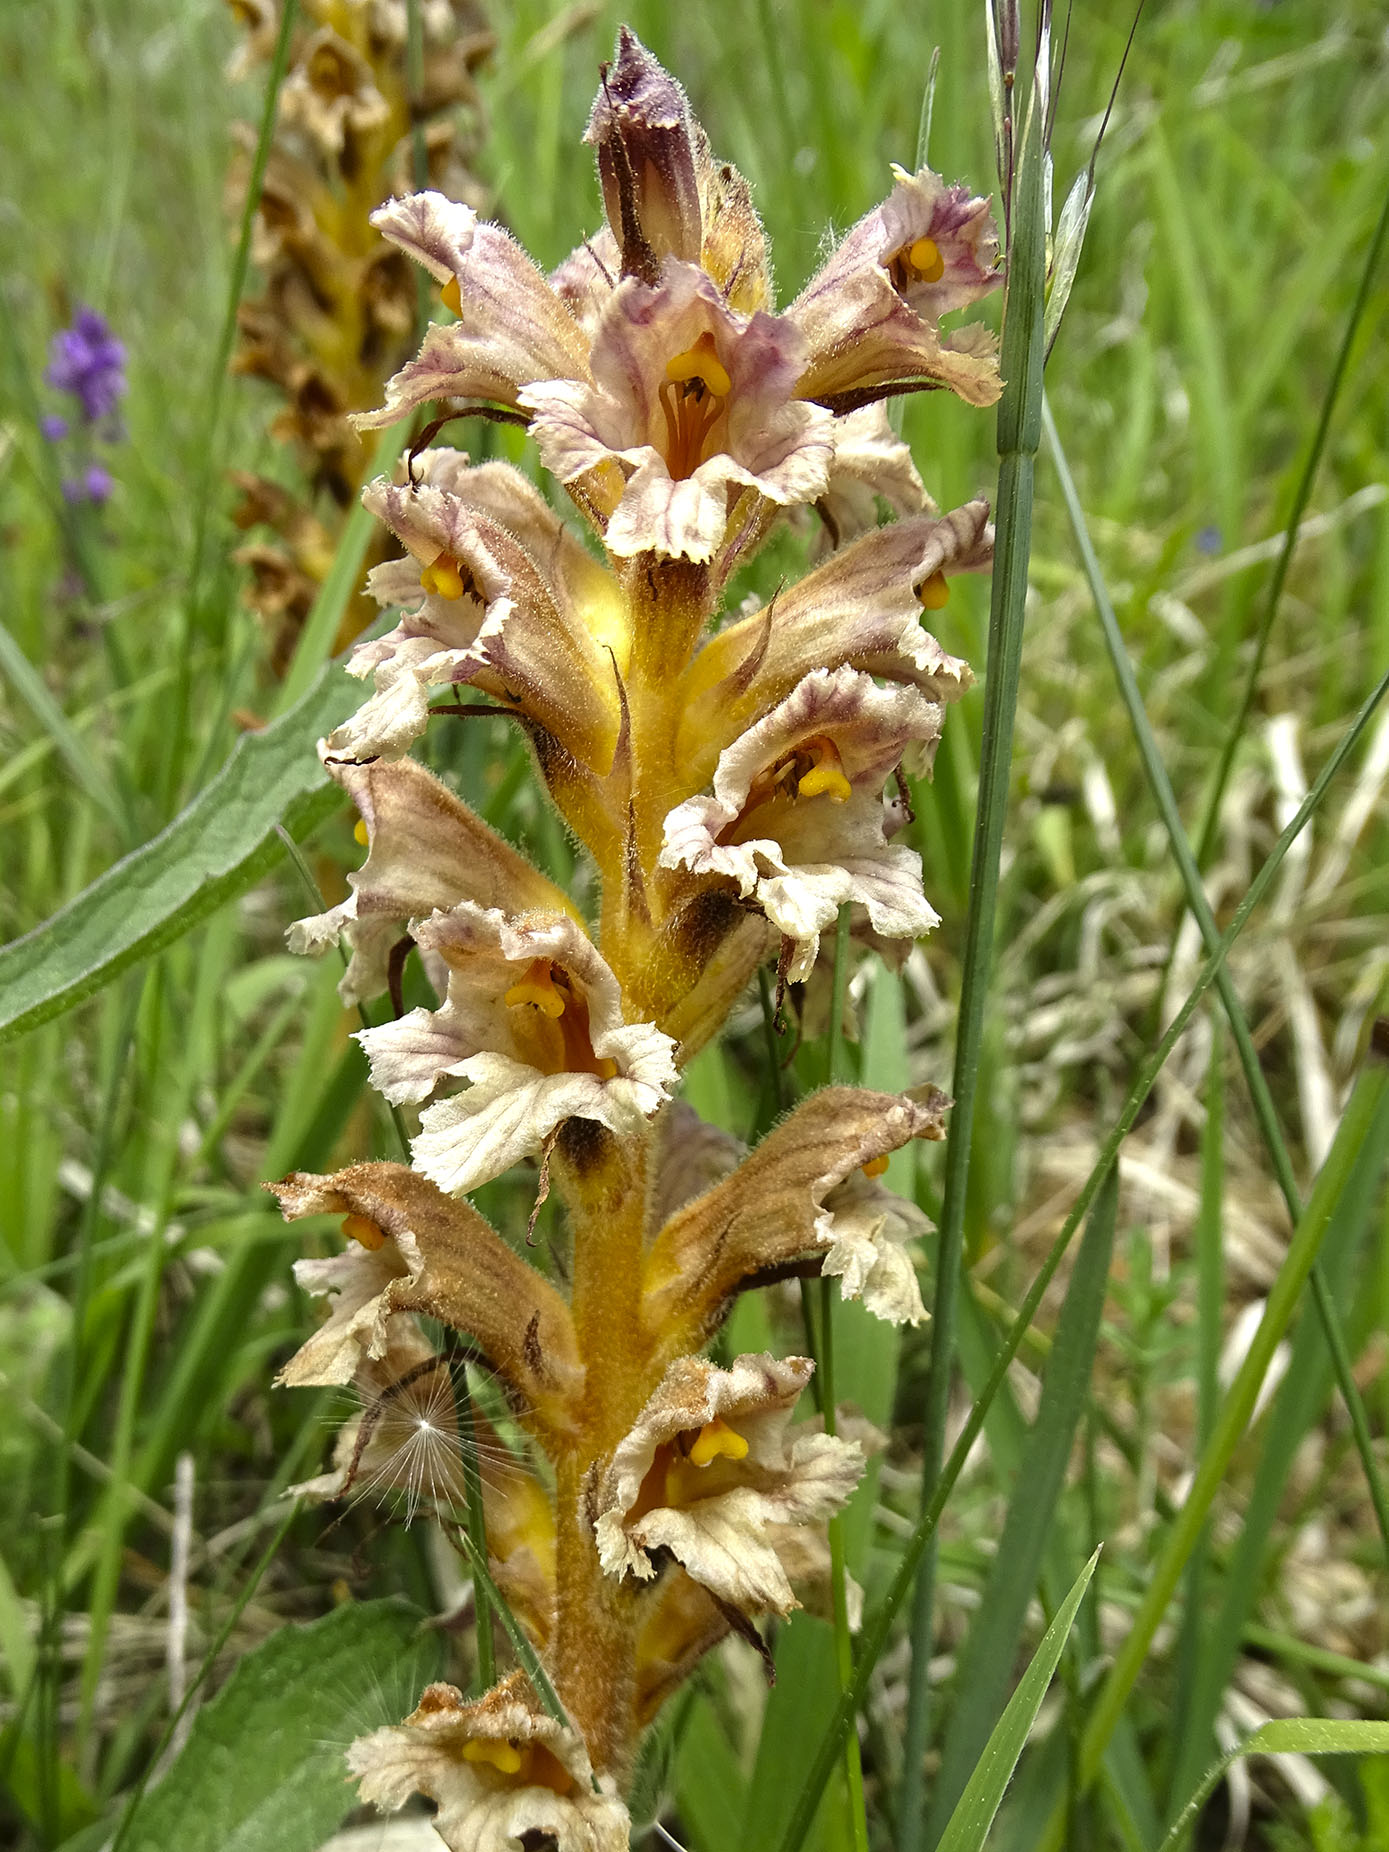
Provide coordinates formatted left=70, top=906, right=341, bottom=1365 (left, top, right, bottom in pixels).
left=1, top=3, right=1387, bottom=1849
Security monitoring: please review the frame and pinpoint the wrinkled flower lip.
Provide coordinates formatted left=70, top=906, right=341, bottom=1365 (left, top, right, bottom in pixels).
left=593, top=1351, right=863, bottom=1616
left=521, top=257, right=834, bottom=561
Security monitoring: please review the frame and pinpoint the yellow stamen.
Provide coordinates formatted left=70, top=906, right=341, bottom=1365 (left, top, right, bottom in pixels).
left=861, top=1153, right=890, bottom=1179
left=796, top=738, right=852, bottom=804
left=908, top=235, right=946, bottom=282
left=664, top=329, right=731, bottom=397
left=917, top=570, right=950, bottom=611
left=440, top=275, right=462, bottom=316
left=504, top=959, right=567, bottom=1019
left=342, top=1213, right=386, bottom=1251
left=420, top=553, right=467, bottom=600
left=688, top=1416, right=750, bottom=1468
left=463, top=1738, right=524, bottom=1776
left=353, top=818, right=369, bottom=847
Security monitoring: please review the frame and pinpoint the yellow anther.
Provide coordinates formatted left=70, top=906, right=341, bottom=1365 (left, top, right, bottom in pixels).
left=463, top=1738, right=524, bottom=1776
left=861, top=1153, right=890, bottom=1179
left=342, top=1213, right=386, bottom=1251
left=796, top=738, right=852, bottom=804
left=504, top=959, right=567, bottom=1019
left=420, top=553, right=467, bottom=600
left=665, top=330, right=732, bottom=398
left=908, top=235, right=946, bottom=282
left=918, top=570, right=950, bottom=611
left=440, top=275, right=462, bottom=316
left=353, top=818, right=369, bottom=847
left=688, top=1416, right=750, bottom=1468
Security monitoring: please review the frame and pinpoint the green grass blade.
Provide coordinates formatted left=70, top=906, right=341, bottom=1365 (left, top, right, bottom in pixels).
left=1044, top=391, right=1389, bottom=1565
left=1073, top=1053, right=1389, bottom=1800
left=0, top=665, right=356, bottom=1044
left=927, top=1167, right=1118, bottom=1839
left=1164, top=1080, right=1389, bottom=1821
left=934, top=1549, right=1101, bottom=1852
left=899, top=49, right=1050, bottom=1848
left=1154, top=1721, right=1389, bottom=1852
left=1194, top=174, right=1389, bottom=865
left=773, top=658, right=1389, bottom=1852
left=0, top=615, right=129, bottom=837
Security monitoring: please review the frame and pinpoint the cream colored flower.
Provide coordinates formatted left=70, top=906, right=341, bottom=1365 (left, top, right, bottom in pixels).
left=675, top=503, right=988, bottom=789
left=357, top=905, right=678, bottom=1194
left=334, top=449, right=625, bottom=766
left=816, top=1164, right=931, bottom=1325
left=520, top=259, right=834, bottom=562
left=355, top=190, right=592, bottom=430
left=642, top=1085, right=949, bottom=1352
left=349, top=1673, right=630, bottom=1852
left=660, top=665, right=944, bottom=980
left=268, top=1162, right=583, bottom=1439
left=592, top=1352, right=862, bottom=1618
left=790, top=164, right=1003, bottom=412
left=287, top=754, right=573, bottom=1007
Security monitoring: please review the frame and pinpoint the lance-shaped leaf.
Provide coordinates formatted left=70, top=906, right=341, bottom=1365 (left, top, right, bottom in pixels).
left=0, top=664, right=358, bottom=1045
left=269, top=1162, right=583, bottom=1439
left=642, top=1085, right=949, bottom=1351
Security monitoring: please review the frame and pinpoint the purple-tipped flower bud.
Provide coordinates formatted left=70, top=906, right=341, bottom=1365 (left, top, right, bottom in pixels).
left=585, top=26, right=702, bottom=282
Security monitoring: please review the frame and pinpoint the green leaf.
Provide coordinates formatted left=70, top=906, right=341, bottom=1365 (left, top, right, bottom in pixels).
left=1155, top=1721, right=1389, bottom=1852
left=117, top=1598, right=441, bottom=1852
left=934, top=1548, right=1101, bottom=1852
left=928, top=1168, right=1118, bottom=1837
left=674, top=1696, right=751, bottom=1852
left=0, top=665, right=357, bottom=1045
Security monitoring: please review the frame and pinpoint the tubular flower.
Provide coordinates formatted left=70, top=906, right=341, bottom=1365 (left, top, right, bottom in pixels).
left=349, top=1674, right=630, bottom=1852
left=591, top=1353, right=863, bottom=1618
left=789, top=164, right=1004, bottom=412
left=288, top=754, right=574, bottom=1006
left=660, top=666, right=945, bottom=980
left=354, top=189, right=593, bottom=430
left=357, top=905, right=679, bottom=1195
left=267, top=26, right=1000, bottom=1830
left=521, top=261, right=834, bottom=562
left=334, top=450, right=625, bottom=765
left=268, top=1163, right=583, bottom=1440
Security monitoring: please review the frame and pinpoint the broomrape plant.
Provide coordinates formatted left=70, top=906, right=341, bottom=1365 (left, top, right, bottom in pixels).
left=271, top=29, right=1001, bottom=1847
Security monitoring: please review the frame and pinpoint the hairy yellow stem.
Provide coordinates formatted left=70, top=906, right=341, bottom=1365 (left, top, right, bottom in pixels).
left=548, top=1122, right=655, bottom=1774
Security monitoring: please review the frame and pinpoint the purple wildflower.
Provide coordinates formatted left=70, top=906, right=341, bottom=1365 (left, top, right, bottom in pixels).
left=45, top=307, right=127, bottom=427
left=41, top=413, right=69, bottom=442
